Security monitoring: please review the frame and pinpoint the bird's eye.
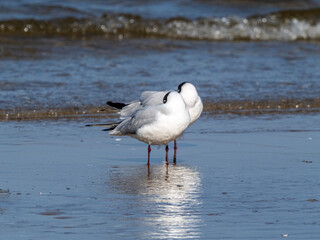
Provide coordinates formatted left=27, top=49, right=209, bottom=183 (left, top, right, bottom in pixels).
left=163, top=92, right=170, bottom=104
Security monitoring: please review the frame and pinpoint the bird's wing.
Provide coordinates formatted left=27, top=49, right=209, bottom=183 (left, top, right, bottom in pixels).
left=112, top=105, right=163, bottom=135
left=119, top=91, right=166, bottom=118
left=120, top=101, right=141, bottom=117
left=140, top=91, right=166, bottom=106
left=86, top=122, right=121, bottom=128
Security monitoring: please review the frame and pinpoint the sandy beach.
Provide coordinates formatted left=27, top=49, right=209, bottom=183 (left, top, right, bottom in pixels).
left=1, top=113, right=319, bottom=239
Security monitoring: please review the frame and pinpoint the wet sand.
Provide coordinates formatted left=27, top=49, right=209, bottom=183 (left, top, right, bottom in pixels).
left=1, top=114, right=319, bottom=239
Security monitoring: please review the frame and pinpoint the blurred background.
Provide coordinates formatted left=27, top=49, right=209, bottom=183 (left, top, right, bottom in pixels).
left=0, top=0, right=320, bottom=120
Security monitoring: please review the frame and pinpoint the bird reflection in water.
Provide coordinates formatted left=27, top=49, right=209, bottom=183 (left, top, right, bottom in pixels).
left=108, top=164, right=202, bottom=239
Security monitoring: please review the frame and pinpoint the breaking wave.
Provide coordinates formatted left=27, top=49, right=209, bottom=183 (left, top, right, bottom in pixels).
left=1, top=8, right=320, bottom=41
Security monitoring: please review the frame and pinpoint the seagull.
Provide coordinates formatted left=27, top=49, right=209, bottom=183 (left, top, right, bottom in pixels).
left=107, top=82, right=203, bottom=150
left=104, top=91, right=191, bottom=165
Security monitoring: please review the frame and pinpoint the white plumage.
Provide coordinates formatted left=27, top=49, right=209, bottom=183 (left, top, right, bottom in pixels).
left=87, top=82, right=203, bottom=164
left=107, top=91, right=191, bottom=164
left=112, top=82, right=203, bottom=127
left=109, top=91, right=190, bottom=145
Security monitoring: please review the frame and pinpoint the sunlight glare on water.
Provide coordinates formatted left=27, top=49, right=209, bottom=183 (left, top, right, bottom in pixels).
left=107, top=164, right=203, bottom=239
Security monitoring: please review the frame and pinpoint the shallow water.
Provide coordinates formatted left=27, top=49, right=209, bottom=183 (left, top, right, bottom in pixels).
left=1, top=115, right=320, bottom=239
left=1, top=38, right=320, bottom=120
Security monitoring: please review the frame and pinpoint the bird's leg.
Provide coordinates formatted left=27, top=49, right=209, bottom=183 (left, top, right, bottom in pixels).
left=174, top=140, right=177, bottom=150
left=148, top=145, right=151, bottom=165
left=173, top=146, right=177, bottom=165
left=165, top=145, right=169, bottom=165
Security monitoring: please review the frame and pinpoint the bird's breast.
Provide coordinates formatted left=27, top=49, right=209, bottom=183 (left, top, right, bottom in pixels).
left=137, top=110, right=190, bottom=145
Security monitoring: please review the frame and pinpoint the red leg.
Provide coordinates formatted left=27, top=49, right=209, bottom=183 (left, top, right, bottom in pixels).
left=174, top=140, right=177, bottom=150
left=165, top=145, right=169, bottom=165
left=148, top=145, right=151, bottom=165
left=165, top=162, right=169, bottom=175
left=173, top=146, right=177, bottom=164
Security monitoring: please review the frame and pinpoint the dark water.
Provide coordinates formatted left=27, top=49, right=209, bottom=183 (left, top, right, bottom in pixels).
left=1, top=0, right=320, bottom=120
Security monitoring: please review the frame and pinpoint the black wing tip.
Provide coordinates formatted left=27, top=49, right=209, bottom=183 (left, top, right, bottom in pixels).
left=86, top=121, right=122, bottom=129
left=106, top=101, right=127, bottom=109
left=102, top=123, right=119, bottom=131
left=102, top=126, right=116, bottom=131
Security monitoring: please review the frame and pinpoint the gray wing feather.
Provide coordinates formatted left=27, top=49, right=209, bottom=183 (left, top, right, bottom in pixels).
left=140, top=91, right=166, bottom=106
left=111, top=106, right=161, bottom=135
left=120, top=91, right=166, bottom=117
left=120, top=101, right=141, bottom=117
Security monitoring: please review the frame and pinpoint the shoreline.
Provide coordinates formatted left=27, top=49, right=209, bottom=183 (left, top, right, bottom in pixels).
left=1, top=98, right=320, bottom=121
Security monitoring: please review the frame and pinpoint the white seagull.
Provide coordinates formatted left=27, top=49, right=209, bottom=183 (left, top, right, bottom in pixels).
left=104, top=91, right=191, bottom=165
left=107, top=82, right=203, bottom=150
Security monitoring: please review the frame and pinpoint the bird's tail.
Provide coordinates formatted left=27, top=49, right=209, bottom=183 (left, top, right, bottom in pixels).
left=102, top=125, right=117, bottom=131
left=106, top=101, right=127, bottom=109
left=85, top=122, right=121, bottom=131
